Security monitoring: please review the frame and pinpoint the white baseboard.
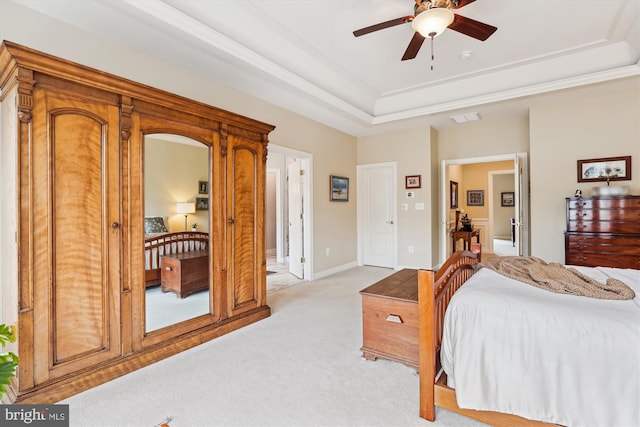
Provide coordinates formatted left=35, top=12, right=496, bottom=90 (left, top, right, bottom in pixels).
left=313, top=261, right=359, bottom=280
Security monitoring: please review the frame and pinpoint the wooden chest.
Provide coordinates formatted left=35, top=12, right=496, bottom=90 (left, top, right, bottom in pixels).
left=161, top=250, right=209, bottom=298
left=565, top=195, right=640, bottom=269
left=359, top=269, right=418, bottom=369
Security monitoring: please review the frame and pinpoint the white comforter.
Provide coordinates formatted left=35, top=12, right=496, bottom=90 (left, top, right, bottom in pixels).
left=441, top=265, right=640, bottom=427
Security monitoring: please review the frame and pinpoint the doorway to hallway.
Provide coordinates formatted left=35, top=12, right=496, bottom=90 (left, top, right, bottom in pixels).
left=440, top=153, right=529, bottom=265
left=266, top=144, right=313, bottom=291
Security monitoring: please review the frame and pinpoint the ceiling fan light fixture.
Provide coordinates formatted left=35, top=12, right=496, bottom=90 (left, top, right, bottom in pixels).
left=411, top=7, right=454, bottom=38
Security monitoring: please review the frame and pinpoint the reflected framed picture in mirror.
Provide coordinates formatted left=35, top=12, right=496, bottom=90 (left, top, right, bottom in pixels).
left=196, top=197, right=209, bottom=211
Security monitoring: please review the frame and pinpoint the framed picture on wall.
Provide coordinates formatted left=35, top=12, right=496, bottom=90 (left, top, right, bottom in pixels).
left=501, top=192, right=515, bottom=207
left=450, top=181, right=458, bottom=209
left=467, top=190, right=484, bottom=206
left=405, top=175, right=421, bottom=189
left=577, top=156, right=631, bottom=183
left=196, top=197, right=209, bottom=211
left=330, top=175, right=349, bottom=202
left=198, top=181, right=208, bottom=194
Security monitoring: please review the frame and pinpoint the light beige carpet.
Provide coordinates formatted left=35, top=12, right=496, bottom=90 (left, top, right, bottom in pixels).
left=62, top=266, right=488, bottom=427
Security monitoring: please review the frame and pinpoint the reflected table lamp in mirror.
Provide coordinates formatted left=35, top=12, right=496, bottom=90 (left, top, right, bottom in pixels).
left=176, top=202, right=195, bottom=231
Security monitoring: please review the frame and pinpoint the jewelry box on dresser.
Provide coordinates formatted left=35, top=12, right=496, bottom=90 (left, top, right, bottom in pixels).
left=565, top=195, right=640, bottom=269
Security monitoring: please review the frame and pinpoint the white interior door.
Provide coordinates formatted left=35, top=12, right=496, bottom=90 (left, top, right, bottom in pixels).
left=359, top=163, right=396, bottom=268
left=287, top=159, right=304, bottom=278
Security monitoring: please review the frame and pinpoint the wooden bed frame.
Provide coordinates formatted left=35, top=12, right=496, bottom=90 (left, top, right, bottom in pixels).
left=418, top=250, right=558, bottom=426
left=144, top=231, right=209, bottom=288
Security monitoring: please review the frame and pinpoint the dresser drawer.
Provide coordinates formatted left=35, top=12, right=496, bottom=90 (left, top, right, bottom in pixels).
left=568, top=208, right=640, bottom=222
left=361, top=294, right=418, bottom=368
left=566, top=252, right=640, bottom=269
left=568, top=197, right=640, bottom=209
left=566, top=235, right=640, bottom=254
left=567, top=220, right=640, bottom=234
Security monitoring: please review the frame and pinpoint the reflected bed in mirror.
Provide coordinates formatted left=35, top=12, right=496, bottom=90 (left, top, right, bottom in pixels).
left=144, top=134, right=210, bottom=332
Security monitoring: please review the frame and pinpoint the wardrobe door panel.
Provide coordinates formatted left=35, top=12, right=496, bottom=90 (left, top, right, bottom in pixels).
left=31, top=90, right=121, bottom=384
left=226, top=136, right=266, bottom=317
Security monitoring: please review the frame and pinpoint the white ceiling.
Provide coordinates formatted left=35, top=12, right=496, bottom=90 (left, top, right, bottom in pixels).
left=14, top=0, right=640, bottom=136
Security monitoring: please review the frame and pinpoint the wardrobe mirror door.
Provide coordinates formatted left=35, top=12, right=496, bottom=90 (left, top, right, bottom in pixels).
left=143, top=134, right=210, bottom=333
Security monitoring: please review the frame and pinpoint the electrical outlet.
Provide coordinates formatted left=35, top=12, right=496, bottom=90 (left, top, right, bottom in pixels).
left=408, top=245, right=414, bottom=253
left=325, top=247, right=330, bottom=256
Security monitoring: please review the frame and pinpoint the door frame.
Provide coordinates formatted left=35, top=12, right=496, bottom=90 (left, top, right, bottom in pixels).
left=266, top=168, right=283, bottom=261
left=269, top=144, right=313, bottom=281
left=439, top=153, right=529, bottom=265
left=357, top=161, right=398, bottom=268
left=488, top=169, right=515, bottom=254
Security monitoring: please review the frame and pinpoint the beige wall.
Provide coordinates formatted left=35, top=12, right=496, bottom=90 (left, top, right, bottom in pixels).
left=459, top=160, right=514, bottom=220
left=438, top=116, right=530, bottom=160
left=529, top=77, right=640, bottom=262
left=437, top=77, right=640, bottom=263
left=357, top=126, right=433, bottom=268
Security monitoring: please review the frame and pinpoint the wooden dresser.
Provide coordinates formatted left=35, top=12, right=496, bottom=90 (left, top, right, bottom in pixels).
left=564, top=195, right=640, bottom=269
left=360, top=269, right=419, bottom=369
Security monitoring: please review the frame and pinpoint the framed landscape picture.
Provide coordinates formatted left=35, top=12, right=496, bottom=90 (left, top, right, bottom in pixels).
left=501, top=192, right=515, bottom=207
left=330, top=175, right=349, bottom=202
left=577, top=156, right=631, bottom=183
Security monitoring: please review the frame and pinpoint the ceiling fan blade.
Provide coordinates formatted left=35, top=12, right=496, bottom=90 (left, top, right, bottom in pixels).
left=449, top=14, right=497, bottom=41
left=353, top=16, right=412, bottom=37
left=401, top=32, right=426, bottom=61
left=454, top=0, right=477, bottom=9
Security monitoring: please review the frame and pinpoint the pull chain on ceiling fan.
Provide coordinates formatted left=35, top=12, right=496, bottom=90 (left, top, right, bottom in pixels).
left=412, top=5, right=454, bottom=69
left=352, top=0, right=497, bottom=68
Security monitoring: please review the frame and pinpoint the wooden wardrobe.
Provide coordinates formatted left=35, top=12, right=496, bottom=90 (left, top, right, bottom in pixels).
left=0, top=41, right=274, bottom=403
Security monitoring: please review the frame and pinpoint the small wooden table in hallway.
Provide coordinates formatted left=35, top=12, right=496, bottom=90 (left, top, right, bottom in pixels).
left=451, top=229, right=480, bottom=253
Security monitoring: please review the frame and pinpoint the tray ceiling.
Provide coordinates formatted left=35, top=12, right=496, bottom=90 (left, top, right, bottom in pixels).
left=13, top=0, right=640, bottom=136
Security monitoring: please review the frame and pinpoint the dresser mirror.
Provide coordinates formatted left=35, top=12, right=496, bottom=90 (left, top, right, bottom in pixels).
left=144, top=134, right=211, bottom=333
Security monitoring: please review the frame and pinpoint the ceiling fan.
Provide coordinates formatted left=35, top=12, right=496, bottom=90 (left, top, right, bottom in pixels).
left=353, top=0, right=497, bottom=61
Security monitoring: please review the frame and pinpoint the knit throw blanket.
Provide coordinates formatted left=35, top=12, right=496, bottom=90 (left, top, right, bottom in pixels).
left=479, top=256, right=635, bottom=300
